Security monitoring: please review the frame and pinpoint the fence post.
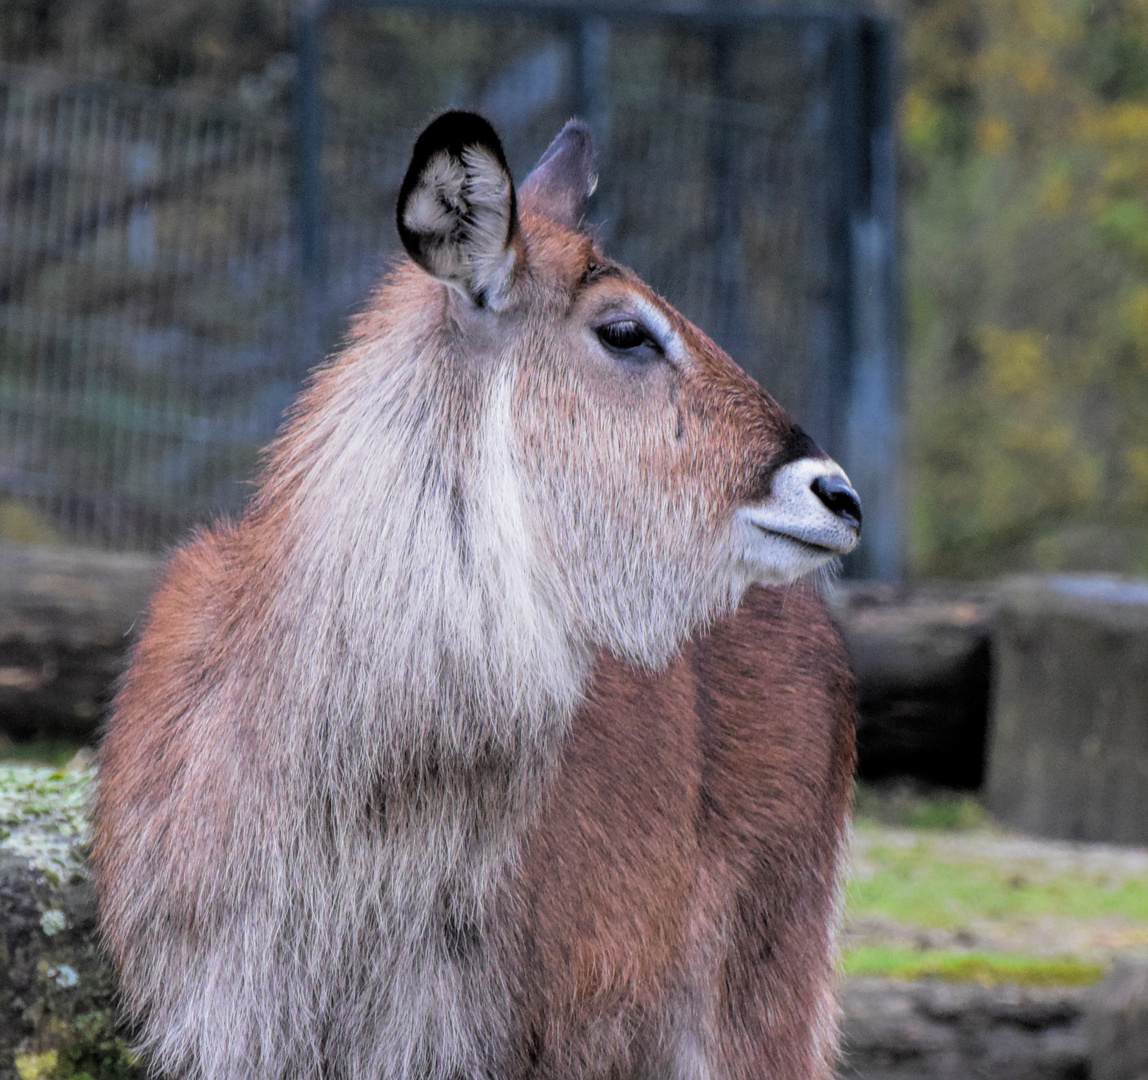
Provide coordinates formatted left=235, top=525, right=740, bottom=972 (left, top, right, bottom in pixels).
left=296, top=0, right=326, bottom=289
left=823, top=17, right=862, bottom=470
left=844, top=15, right=901, bottom=581
left=572, top=15, right=611, bottom=152
left=295, top=0, right=328, bottom=380
left=828, top=13, right=900, bottom=582
left=707, top=27, right=747, bottom=367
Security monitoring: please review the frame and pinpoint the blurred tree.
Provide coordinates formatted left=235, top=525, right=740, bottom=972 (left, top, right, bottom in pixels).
left=895, top=0, right=1148, bottom=576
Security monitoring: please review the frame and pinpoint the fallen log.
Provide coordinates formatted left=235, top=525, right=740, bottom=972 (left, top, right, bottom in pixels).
left=0, top=543, right=159, bottom=741
left=827, top=581, right=995, bottom=789
left=0, top=543, right=997, bottom=788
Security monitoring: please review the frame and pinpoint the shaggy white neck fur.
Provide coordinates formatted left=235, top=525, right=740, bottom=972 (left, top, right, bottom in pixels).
left=279, top=353, right=584, bottom=744
left=179, top=335, right=592, bottom=1080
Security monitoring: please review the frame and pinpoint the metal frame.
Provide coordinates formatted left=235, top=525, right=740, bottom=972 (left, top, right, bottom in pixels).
left=292, top=0, right=901, bottom=579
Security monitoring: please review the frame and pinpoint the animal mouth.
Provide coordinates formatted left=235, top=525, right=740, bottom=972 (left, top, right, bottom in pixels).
left=753, top=524, right=850, bottom=556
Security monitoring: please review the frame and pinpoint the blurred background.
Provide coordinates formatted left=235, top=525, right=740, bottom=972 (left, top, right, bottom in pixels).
left=3, top=0, right=1148, bottom=583
left=1, top=6, right=1148, bottom=1078
left=0, top=0, right=904, bottom=576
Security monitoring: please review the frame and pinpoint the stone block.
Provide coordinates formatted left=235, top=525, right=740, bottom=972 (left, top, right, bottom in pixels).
left=1086, top=960, right=1148, bottom=1080
left=837, top=977, right=1089, bottom=1080
left=986, top=575, right=1148, bottom=845
left=0, top=763, right=142, bottom=1080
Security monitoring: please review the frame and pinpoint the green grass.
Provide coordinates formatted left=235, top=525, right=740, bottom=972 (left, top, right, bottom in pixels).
left=847, top=840, right=1148, bottom=927
left=841, top=946, right=1106, bottom=987
left=0, top=737, right=87, bottom=768
left=852, top=783, right=989, bottom=831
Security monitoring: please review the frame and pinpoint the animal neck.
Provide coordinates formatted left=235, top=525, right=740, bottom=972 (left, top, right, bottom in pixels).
left=247, top=326, right=588, bottom=868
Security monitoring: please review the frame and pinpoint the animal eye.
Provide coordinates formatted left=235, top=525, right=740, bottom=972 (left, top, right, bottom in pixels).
left=595, top=320, right=661, bottom=357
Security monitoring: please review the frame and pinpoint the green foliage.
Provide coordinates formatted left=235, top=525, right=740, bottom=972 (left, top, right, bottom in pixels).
left=841, top=945, right=1106, bottom=986
left=896, top=0, right=1148, bottom=576
left=14, top=1011, right=142, bottom=1080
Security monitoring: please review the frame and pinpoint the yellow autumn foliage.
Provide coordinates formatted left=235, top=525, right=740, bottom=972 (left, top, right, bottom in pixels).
left=980, top=327, right=1048, bottom=396
left=892, top=0, right=1148, bottom=575
left=976, top=115, right=1013, bottom=154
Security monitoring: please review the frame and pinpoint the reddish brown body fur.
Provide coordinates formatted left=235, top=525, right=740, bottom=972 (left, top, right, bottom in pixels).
left=514, top=586, right=855, bottom=1077
left=99, top=565, right=854, bottom=1079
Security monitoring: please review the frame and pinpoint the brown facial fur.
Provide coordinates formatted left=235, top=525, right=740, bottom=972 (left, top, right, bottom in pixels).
left=92, top=115, right=856, bottom=1080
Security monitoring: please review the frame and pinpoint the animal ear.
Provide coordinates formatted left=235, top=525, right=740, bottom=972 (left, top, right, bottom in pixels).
left=519, top=119, right=597, bottom=229
left=397, top=111, right=521, bottom=310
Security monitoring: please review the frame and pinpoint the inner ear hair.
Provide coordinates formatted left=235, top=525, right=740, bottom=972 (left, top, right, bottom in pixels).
left=396, top=111, right=521, bottom=309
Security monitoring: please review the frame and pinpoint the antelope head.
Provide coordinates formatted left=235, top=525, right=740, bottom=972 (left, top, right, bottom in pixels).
left=396, top=111, right=861, bottom=669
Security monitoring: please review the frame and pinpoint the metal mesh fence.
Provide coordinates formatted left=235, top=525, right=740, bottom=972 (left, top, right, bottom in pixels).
left=598, top=90, right=831, bottom=422
left=0, top=9, right=896, bottom=564
left=307, top=9, right=850, bottom=427
left=0, top=65, right=302, bottom=549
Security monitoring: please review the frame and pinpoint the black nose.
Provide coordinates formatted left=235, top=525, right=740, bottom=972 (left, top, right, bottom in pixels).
left=811, top=474, right=862, bottom=530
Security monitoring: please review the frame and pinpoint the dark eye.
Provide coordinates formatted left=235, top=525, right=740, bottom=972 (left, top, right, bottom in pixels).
left=595, top=319, right=662, bottom=358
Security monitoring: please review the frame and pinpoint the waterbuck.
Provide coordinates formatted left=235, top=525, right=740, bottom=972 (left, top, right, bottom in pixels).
left=93, top=111, right=862, bottom=1080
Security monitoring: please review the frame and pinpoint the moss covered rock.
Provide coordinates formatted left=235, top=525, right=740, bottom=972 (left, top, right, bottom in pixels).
left=0, top=765, right=140, bottom=1080
left=1, top=763, right=1144, bottom=1080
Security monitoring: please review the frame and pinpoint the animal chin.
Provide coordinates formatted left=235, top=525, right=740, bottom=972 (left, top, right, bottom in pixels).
left=736, top=518, right=855, bottom=584
left=753, top=524, right=852, bottom=557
